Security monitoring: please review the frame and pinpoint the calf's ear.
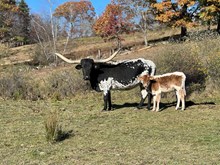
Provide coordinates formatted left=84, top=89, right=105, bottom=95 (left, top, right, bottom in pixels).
left=75, top=64, right=82, bottom=70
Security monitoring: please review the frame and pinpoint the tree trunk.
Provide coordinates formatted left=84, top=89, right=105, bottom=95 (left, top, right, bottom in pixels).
left=217, top=15, right=220, bottom=34
left=144, top=31, right=148, bottom=46
left=181, top=26, right=187, bottom=37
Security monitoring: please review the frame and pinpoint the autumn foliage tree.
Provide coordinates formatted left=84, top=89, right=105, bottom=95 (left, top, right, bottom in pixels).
left=93, top=2, right=132, bottom=48
left=199, top=0, right=220, bottom=33
left=153, top=0, right=198, bottom=37
left=54, top=0, right=95, bottom=38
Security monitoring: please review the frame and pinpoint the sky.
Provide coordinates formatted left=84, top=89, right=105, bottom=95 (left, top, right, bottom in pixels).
left=25, top=0, right=111, bottom=16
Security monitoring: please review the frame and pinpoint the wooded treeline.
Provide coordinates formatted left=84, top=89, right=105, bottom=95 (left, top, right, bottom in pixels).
left=0, top=0, right=219, bottom=47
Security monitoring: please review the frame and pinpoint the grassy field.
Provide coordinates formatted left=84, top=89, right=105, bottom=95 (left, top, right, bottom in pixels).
left=1, top=89, right=220, bottom=164
left=0, top=26, right=220, bottom=164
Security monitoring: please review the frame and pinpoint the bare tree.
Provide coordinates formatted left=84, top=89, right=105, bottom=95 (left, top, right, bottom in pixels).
left=116, top=0, right=156, bottom=46
left=31, top=0, right=96, bottom=66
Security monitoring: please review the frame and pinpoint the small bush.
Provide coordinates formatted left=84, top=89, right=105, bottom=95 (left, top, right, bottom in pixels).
left=45, top=110, right=73, bottom=143
left=45, top=110, right=62, bottom=143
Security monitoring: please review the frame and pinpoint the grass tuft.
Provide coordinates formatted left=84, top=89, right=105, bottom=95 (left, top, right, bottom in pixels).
left=45, top=109, right=74, bottom=143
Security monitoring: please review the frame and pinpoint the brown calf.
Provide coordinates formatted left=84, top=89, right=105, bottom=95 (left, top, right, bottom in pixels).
left=138, top=72, right=186, bottom=111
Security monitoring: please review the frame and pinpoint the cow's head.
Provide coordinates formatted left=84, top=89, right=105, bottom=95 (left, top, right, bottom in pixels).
left=54, top=49, right=121, bottom=80
left=75, top=59, right=95, bottom=80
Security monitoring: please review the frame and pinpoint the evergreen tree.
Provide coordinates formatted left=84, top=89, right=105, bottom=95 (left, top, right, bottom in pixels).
left=17, top=0, right=31, bottom=44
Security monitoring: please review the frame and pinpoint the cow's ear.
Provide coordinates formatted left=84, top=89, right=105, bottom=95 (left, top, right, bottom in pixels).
left=75, top=64, right=82, bottom=70
left=94, top=64, right=100, bottom=69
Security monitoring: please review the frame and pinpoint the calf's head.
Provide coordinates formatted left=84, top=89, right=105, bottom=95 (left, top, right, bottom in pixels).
left=138, top=75, right=153, bottom=87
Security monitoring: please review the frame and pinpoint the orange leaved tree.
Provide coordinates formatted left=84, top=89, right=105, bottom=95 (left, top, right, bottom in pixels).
left=153, top=0, right=198, bottom=37
left=93, top=3, right=132, bottom=48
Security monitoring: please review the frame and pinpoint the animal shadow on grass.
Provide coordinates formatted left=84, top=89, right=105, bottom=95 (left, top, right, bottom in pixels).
left=56, top=130, right=74, bottom=142
left=158, top=100, right=216, bottom=112
left=112, top=103, right=139, bottom=110
left=112, top=100, right=216, bottom=111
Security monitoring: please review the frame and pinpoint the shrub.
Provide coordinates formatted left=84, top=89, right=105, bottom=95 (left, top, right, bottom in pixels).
left=155, top=43, right=207, bottom=95
left=206, top=52, right=220, bottom=88
left=32, top=45, right=57, bottom=66
left=46, top=69, right=89, bottom=100
left=0, top=66, right=89, bottom=100
left=0, top=71, right=30, bottom=99
left=0, top=44, right=9, bottom=59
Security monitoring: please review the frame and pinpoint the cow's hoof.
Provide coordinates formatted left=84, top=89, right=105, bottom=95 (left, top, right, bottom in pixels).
left=136, top=106, right=143, bottom=109
left=109, top=107, right=115, bottom=111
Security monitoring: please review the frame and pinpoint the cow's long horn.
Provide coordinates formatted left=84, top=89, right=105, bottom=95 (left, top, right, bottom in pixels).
left=54, top=53, right=80, bottom=64
left=94, top=49, right=121, bottom=63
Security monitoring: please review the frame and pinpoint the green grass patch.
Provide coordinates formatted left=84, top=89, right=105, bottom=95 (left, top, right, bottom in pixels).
left=0, top=89, right=220, bottom=164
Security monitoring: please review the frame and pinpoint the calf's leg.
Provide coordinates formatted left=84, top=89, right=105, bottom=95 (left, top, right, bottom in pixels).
left=156, top=94, right=161, bottom=112
left=152, top=95, right=157, bottom=111
left=180, top=89, right=185, bottom=110
left=175, top=90, right=181, bottom=110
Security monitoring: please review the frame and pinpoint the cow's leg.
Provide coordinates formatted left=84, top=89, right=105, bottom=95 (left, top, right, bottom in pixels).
left=103, top=93, right=108, bottom=111
left=147, top=92, right=152, bottom=110
left=107, top=91, right=112, bottom=111
left=103, top=90, right=112, bottom=111
left=147, top=83, right=152, bottom=110
left=137, top=85, right=148, bottom=109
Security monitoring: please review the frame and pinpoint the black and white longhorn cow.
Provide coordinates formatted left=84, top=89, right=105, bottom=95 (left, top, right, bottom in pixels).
left=55, top=50, right=156, bottom=111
